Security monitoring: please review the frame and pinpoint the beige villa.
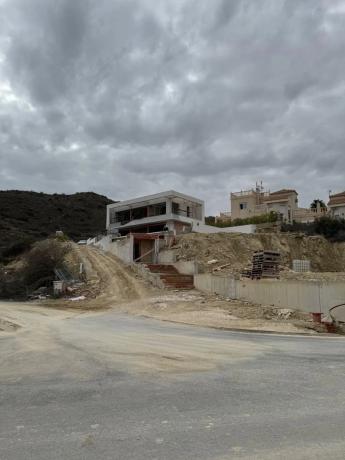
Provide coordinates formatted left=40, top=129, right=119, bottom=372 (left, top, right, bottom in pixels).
left=217, top=185, right=327, bottom=224
left=231, top=188, right=298, bottom=223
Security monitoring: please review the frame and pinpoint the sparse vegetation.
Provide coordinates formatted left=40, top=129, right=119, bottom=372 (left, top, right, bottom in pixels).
left=230, top=212, right=278, bottom=226
left=22, top=239, right=71, bottom=289
left=0, top=238, right=72, bottom=299
left=206, top=212, right=278, bottom=228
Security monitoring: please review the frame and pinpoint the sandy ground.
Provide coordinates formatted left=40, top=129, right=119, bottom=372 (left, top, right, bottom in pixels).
left=2, top=303, right=345, bottom=460
left=0, top=301, right=269, bottom=382
left=38, top=246, right=322, bottom=335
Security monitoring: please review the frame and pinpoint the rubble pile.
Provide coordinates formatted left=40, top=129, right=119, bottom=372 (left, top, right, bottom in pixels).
left=172, top=232, right=345, bottom=279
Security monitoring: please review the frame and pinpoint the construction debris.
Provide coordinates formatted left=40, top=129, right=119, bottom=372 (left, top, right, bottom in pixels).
left=207, top=259, right=219, bottom=265
left=69, top=295, right=86, bottom=302
left=277, top=308, right=294, bottom=320
left=213, top=262, right=232, bottom=272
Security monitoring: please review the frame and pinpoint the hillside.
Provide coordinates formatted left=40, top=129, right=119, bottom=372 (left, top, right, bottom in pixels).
left=174, top=232, right=345, bottom=275
left=0, top=190, right=114, bottom=262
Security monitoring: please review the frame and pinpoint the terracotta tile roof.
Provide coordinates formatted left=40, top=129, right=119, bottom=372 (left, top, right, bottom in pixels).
left=269, top=189, right=298, bottom=195
left=328, top=191, right=345, bottom=206
left=263, top=189, right=297, bottom=203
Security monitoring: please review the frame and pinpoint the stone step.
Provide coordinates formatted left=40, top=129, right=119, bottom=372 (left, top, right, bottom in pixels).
left=145, top=264, right=194, bottom=290
left=145, top=264, right=178, bottom=274
left=160, top=274, right=194, bottom=282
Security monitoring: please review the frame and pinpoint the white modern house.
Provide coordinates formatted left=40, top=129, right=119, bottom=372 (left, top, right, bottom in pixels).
left=106, top=190, right=205, bottom=236
left=92, top=190, right=256, bottom=265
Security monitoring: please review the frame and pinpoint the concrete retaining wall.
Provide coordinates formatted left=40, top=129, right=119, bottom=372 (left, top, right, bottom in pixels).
left=157, top=250, right=198, bottom=274
left=173, top=260, right=198, bottom=275
left=94, top=235, right=133, bottom=264
left=158, top=249, right=176, bottom=264
left=194, top=273, right=345, bottom=314
left=194, top=273, right=237, bottom=298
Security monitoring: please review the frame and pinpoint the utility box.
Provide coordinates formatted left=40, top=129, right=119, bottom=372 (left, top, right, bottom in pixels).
left=53, top=280, right=65, bottom=296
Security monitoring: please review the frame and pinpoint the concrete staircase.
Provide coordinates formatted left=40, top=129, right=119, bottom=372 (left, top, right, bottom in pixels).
left=145, top=264, right=194, bottom=290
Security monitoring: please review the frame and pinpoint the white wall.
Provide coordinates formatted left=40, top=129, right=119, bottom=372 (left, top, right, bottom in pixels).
left=194, top=273, right=237, bottom=298
left=194, top=273, right=345, bottom=314
left=173, top=260, right=198, bottom=275
left=94, top=235, right=133, bottom=264
left=267, top=203, right=289, bottom=221
left=192, top=223, right=256, bottom=234
left=158, top=249, right=176, bottom=264
left=332, top=205, right=345, bottom=219
left=157, top=249, right=198, bottom=274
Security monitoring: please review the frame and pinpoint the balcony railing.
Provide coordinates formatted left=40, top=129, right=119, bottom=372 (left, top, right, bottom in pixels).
left=231, top=190, right=256, bottom=197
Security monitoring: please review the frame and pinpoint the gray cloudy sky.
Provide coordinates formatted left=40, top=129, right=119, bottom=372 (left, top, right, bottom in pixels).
left=0, top=0, right=345, bottom=214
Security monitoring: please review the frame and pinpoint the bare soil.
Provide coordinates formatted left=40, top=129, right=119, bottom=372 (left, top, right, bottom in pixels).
left=43, top=245, right=326, bottom=335
left=0, top=300, right=268, bottom=380
left=172, top=232, right=345, bottom=278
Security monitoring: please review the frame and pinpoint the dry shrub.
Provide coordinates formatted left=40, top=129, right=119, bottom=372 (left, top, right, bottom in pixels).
left=22, top=239, right=71, bottom=288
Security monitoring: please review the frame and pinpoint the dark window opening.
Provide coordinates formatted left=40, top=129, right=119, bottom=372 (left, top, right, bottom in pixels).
left=134, top=241, right=140, bottom=260
left=148, top=224, right=166, bottom=233
left=113, top=209, right=130, bottom=224
left=132, top=206, right=148, bottom=220
left=172, top=202, right=179, bottom=214
left=148, top=202, right=166, bottom=217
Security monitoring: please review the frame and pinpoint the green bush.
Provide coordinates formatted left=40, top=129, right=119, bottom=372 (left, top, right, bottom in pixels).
left=282, top=216, right=345, bottom=242
left=315, top=216, right=345, bottom=241
left=205, top=216, right=216, bottom=225
left=206, top=212, right=278, bottom=228
left=231, top=212, right=278, bottom=226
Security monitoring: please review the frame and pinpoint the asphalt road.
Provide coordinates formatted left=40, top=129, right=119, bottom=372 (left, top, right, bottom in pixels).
left=1, top=304, right=345, bottom=459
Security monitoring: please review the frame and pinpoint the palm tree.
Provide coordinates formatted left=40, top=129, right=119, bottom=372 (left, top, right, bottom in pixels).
left=310, top=199, right=326, bottom=209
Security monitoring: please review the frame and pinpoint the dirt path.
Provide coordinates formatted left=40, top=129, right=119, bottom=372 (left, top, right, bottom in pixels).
left=66, top=246, right=155, bottom=309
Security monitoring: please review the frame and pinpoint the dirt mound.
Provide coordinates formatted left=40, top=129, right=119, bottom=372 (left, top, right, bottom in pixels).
left=173, top=232, right=345, bottom=275
left=54, top=245, right=156, bottom=309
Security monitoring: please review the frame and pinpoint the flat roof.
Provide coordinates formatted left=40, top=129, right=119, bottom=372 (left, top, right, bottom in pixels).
left=107, top=190, right=204, bottom=210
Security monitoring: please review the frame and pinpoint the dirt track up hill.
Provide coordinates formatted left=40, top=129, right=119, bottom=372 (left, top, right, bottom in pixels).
left=174, top=232, right=345, bottom=274
left=76, top=246, right=152, bottom=307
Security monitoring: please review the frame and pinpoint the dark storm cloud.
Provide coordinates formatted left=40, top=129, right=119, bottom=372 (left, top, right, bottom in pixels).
left=1, top=0, right=345, bottom=213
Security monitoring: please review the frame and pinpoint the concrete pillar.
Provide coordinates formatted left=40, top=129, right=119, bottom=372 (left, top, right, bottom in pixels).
left=166, top=198, right=172, bottom=216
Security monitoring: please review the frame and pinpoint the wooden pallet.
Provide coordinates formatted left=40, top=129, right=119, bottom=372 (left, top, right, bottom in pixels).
left=243, top=250, right=281, bottom=279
